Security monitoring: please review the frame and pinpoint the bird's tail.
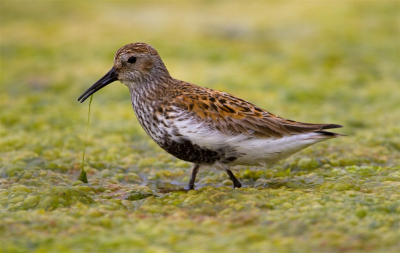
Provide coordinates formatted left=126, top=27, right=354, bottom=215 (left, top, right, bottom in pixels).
left=307, top=130, right=346, bottom=139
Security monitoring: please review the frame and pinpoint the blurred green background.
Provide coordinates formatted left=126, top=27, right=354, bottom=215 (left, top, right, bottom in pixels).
left=1, top=1, right=399, bottom=252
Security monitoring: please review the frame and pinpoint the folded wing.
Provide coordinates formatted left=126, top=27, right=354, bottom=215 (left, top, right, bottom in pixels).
left=170, top=87, right=342, bottom=139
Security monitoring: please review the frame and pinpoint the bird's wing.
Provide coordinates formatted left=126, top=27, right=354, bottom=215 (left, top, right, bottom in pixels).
left=169, top=87, right=342, bottom=138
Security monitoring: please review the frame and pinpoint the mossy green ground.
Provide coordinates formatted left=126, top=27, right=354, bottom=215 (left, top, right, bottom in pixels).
left=1, top=1, right=399, bottom=252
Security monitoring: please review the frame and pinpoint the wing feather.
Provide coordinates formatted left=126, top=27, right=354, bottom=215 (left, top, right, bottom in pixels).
left=170, top=85, right=342, bottom=138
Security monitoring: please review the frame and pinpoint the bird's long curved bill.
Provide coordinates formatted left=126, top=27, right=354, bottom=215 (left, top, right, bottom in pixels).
left=78, top=67, right=118, bottom=103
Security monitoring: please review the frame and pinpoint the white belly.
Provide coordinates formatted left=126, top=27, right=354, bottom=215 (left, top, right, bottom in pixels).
left=174, top=117, right=333, bottom=166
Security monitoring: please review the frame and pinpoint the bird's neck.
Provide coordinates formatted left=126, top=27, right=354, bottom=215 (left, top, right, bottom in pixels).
left=125, top=74, right=171, bottom=99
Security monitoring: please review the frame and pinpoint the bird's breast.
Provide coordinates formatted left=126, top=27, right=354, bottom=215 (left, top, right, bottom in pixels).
left=131, top=96, right=165, bottom=144
left=130, top=94, right=235, bottom=165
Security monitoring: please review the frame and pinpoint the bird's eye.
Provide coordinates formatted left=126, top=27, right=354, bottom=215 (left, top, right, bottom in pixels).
left=127, top=56, right=137, bottom=64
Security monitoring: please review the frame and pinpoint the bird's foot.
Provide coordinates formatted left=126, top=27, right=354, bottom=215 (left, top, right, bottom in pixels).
left=233, top=181, right=242, bottom=189
left=226, top=169, right=242, bottom=189
left=185, top=184, right=195, bottom=191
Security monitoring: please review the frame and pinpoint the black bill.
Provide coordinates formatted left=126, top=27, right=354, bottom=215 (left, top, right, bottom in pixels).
left=78, top=67, right=118, bottom=103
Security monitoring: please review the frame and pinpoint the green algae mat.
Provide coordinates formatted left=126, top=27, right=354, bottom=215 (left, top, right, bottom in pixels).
left=1, top=1, right=399, bottom=253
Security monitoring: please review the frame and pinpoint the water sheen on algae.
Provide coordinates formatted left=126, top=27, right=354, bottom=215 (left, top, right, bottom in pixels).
left=1, top=1, right=400, bottom=253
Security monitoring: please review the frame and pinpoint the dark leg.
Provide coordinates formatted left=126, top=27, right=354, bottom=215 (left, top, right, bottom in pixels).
left=226, top=169, right=242, bottom=188
left=186, top=163, right=200, bottom=190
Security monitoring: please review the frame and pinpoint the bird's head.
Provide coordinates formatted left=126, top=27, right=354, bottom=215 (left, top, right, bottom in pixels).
left=78, top=42, right=168, bottom=103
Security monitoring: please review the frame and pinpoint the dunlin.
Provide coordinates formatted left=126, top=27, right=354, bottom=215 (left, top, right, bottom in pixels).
left=78, top=42, right=343, bottom=190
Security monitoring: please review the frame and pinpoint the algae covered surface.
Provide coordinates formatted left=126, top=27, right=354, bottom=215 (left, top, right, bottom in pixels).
left=1, top=1, right=399, bottom=252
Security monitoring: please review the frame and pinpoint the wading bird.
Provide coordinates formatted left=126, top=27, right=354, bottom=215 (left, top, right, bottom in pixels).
left=78, top=43, right=343, bottom=190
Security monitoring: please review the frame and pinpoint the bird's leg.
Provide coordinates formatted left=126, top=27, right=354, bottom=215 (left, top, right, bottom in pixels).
left=226, top=169, right=242, bottom=188
left=186, top=163, right=200, bottom=190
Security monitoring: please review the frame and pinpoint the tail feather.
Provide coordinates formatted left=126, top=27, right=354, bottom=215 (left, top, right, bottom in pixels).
left=283, top=123, right=343, bottom=135
left=321, top=124, right=343, bottom=129
left=308, top=130, right=346, bottom=139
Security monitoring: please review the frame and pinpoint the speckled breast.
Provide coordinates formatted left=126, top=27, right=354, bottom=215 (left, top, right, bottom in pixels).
left=131, top=97, right=230, bottom=165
